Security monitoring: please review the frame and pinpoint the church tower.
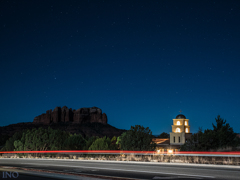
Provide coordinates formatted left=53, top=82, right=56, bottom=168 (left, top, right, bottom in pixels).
left=170, top=113, right=191, bottom=145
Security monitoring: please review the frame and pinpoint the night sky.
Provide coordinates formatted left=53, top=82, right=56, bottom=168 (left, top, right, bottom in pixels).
left=1, top=0, right=240, bottom=135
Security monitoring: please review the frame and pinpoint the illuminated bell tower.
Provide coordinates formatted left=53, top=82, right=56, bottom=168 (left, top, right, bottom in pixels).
left=170, top=112, right=191, bottom=145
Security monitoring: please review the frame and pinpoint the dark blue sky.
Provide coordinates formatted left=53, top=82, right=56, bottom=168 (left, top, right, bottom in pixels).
left=1, top=0, right=240, bottom=135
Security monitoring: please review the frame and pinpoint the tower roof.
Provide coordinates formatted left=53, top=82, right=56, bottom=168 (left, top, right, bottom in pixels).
left=176, top=114, right=186, bottom=119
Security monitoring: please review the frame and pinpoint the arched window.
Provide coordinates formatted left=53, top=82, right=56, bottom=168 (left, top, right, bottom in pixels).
left=185, top=121, right=187, bottom=125
left=176, top=128, right=180, bottom=132
left=186, top=128, right=188, bottom=133
left=177, top=121, right=180, bottom=125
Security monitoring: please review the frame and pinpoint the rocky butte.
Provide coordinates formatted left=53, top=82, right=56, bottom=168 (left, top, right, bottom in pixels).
left=0, top=106, right=125, bottom=140
left=33, top=106, right=108, bottom=125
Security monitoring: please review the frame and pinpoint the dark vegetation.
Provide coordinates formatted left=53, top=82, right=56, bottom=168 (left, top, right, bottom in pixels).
left=0, top=122, right=125, bottom=143
left=180, top=115, right=240, bottom=151
left=0, top=134, right=9, bottom=149
left=118, top=125, right=156, bottom=151
left=157, top=132, right=170, bottom=138
left=1, top=125, right=155, bottom=151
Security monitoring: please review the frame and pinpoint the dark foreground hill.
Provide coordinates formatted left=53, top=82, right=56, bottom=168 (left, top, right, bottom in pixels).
left=0, top=121, right=126, bottom=139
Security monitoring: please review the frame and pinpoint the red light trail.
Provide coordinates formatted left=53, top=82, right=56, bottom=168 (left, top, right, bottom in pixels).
left=1, top=150, right=240, bottom=156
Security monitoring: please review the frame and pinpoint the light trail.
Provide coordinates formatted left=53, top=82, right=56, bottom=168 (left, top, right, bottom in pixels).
left=1, top=150, right=240, bottom=157
left=0, top=150, right=155, bottom=154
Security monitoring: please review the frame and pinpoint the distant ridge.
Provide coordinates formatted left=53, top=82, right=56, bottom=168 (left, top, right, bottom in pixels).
left=0, top=106, right=126, bottom=139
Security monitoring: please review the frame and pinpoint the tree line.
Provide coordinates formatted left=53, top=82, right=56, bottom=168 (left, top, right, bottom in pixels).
left=1, top=125, right=156, bottom=152
left=180, top=115, right=240, bottom=151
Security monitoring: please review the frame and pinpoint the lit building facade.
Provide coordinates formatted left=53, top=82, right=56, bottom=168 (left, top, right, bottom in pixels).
left=154, top=113, right=192, bottom=153
left=170, top=114, right=191, bottom=145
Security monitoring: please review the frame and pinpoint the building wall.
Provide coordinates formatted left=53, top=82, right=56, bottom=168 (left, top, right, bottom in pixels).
left=170, top=117, right=191, bottom=146
left=170, top=132, right=185, bottom=145
left=172, top=125, right=185, bottom=132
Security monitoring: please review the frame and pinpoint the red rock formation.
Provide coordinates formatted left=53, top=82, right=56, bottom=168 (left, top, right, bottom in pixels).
left=102, top=113, right=107, bottom=124
left=33, top=106, right=108, bottom=125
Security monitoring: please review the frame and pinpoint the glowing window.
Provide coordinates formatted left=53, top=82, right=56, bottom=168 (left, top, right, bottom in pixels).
left=177, top=121, right=180, bottom=125
left=185, top=121, right=187, bottom=125
left=176, top=128, right=180, bottom=132
left=186, top=128, right=188, bottom=133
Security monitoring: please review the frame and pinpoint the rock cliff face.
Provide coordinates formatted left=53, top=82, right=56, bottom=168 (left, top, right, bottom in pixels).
left=33, top=106, right=107, bottom=125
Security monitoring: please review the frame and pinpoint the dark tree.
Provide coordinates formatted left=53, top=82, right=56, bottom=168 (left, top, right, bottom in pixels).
left=14, top=127, right=70, bottom=151
left=65, top=133, right=86, bottom=150
left=1, top=130, right=26, bottom=151
left=0, top=135, right=10, bottom=150
left=119, top=125, right=156, bottom=151
left=212, top=115, right=239, bottom=148
left=84, top=136, right=99, bottom=150
left=158, top=132, right=170, bottom=138
left=180, top=115, right=240, bottom=151
left=88, top=136, right=110, bottom=150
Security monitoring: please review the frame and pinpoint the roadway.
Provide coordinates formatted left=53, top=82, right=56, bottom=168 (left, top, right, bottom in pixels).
left=0, top=158, right=240, bottom=180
